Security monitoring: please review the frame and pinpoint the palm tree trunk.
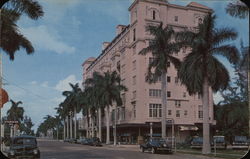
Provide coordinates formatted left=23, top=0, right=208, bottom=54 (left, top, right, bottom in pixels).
left=106, top=106, right=110, bottom=144
left=98, top=107, right=102, bottom=142
left=67, top=116, right=69, bottom=139
left=70, top=115, right=73, bottom=139
left=114, top=107, right=117, bottom=146
left=86, top=111, right=89, bottom=138
left=202, top=77, right=211, bottom=154
left=64, top=119, right=66, bottom=140
left=161, top=72, right=167, bottom=138
left=91, top=115, right=94, bottom=137
left=74, top=107, right=77, bottom=139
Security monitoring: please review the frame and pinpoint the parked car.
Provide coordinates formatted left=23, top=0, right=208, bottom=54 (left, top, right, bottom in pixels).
left=140, top=138, right=172, bottom=154
left=69, top=138, right=77, bottom=144
left=211, top=136, right=227, bottom=149
left=81, top=138, right=91, bottom=145
left=232, top=136, right=249, bottom=149
left=190, top=136, right=203, bottom=149
left=8, top=135, right=40, bottom=159
left=88, top=137, right=102, bottom=146
left=63, top=138, right=70, bottom=142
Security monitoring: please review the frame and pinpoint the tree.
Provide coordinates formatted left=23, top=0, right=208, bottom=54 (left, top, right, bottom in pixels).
left=62, top=83, right=82, bottom=139
left=226, top=0, right=249, bottom=19
left=0, top=0, right=43, bottom=60
left=176, top=14, right=239, bottom=154
left=139, top=23, right=181, bottom=138
left=20, top=115, right=34, bottom=135
left=7, top=99, right=24, bottom=123
left=85, top=71, right=127, bottom=144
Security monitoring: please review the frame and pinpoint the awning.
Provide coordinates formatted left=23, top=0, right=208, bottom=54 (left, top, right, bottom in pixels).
left=179, top=125, right=198, bottom=131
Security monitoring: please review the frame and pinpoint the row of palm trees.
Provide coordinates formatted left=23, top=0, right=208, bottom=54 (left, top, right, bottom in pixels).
left=55, top=71, right=127, bottom=144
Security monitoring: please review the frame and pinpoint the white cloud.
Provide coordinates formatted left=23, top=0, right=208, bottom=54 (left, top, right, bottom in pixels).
left=55, top=75, right=81, bottom=92
left=21, top=25, right=75, bottom=54
left=30, top=81, right=37, bottom=85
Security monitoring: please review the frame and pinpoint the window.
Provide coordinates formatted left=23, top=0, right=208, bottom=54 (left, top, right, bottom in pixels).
left=149, top=89, right=162, bottom=98
left=174, top=16, right=178, bottom=22
left=149, top=57, right=154, bottom=66
left=175, top=100, right=181, bottom=107
left=167, top=76, right=171, bottom=83
left=176, top=110, right=180, bottom=117
left=167, top=91, right=171, bottom=98
left=132, top=76, right=136, bottom=85
left=133, top=45, right=136, bottom=55
left=184, top=110, right=188, bottom=116
left=167, top=61, right=170, bottom=67
left=121, top=107, right=125, bottom=120
left=132, top=60, right=136, bottom=70
left=153, top=10, right=156, bottom=20
left=121, top=64, right=126, bottom=74
left=183, top=92, right=186, bottom=98
left=121, top=93, right=126, bottom=106
left=133, top=103, right=136, bottom=118
left=175, top=77, right=179, bottom=84
left=198, top=18, right=203, bottom=24
left=198, top=93, right=201, bottom=99
left=133, top=28, right=136, bottom=41
left=149, top=104, right=162, bottom=118
left=198, top=105, right=203, bottom=119
left=168, top=110, right=172, bottom=116
left=132, top=91, right=136, bottom=99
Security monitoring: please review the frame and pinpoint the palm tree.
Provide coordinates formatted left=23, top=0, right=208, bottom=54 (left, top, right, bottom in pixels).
left=55, top=103, right=68, bottom=140
left=139, top=23, right=181, bottom=138
left=84, top=72, right=105, bottom=140
left=0, top=0, right=43, bottom=60
left=62, top=83, right=82, bottom=139
left=226, top=0, right=249, bottom=19
left=7, top=99, right=24, bottom=136
left=85, top=71, right=127, bottom=144
left=176, top=14, right=239, bottom=154
left=226, top=0, right=250, bottom=136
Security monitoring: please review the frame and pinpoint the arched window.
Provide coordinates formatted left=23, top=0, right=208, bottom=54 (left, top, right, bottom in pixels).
left=198, top=18, right=203, bottom=24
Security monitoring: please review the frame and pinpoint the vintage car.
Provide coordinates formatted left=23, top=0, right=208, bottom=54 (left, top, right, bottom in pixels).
left=88, top=137, right=102, bottom=146
left=190, top=136, right=203, bottom=149
left=8, top=135, right=40, bottom=159
left=232, top=136, right=249, bottom=149
left=140, top=138, right=172, bottom=154
left=211, top=136, right=227, bottom=149
left=81, top=138, right=91, bottom=145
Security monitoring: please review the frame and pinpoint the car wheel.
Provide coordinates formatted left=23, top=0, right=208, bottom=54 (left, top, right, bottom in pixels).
left=141, top=147, right=144, bottom=153
left=151, top=148, right=156, bottom=154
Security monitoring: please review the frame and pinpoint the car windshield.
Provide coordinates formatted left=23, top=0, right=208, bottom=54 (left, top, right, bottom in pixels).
left=214, top=137, right=224, bottom=142
left=13, top=138, right=36, bottom=145
left=150, top=138, right=166, bottom=144
left=235, top=136, right=247, bottom=142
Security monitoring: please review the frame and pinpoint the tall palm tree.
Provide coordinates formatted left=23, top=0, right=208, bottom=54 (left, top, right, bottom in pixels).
left=55, top=103, right=68, bottom=140
left=139, top=23, right=181, bottom=138
left=226, top=0, right=249, bottom=19
left=176, top=14, right=239, bottom=154
left=85, top=71, right=127, bottom=144
left=62, top=83, right=82, bottom=139
left=0, top=0, right=43, bottom=60
left=84, top=72, right=105, bottom=140
left=226, top=0, right=250, bottom=136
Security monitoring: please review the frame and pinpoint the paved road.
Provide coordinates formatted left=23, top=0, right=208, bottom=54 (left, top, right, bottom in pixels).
left=38, top=139, right=217, bottom=159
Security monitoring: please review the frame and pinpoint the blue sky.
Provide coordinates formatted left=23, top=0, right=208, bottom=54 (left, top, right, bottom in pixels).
left=1, top=0, right=249, bottom=131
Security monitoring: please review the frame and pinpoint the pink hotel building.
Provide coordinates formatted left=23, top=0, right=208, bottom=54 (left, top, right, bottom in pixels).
left=80, top=0, right=215, bottom=143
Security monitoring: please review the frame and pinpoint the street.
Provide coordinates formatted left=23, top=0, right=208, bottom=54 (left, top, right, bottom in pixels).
left=38, top=139, right=217, bottom=159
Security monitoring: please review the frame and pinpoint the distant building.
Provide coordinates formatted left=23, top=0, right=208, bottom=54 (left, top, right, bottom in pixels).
left=80, top=0, right=215, bottom=143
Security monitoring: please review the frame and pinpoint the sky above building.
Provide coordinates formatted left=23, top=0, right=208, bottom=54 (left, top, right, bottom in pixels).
left=1, top=0, right=249, bottom=131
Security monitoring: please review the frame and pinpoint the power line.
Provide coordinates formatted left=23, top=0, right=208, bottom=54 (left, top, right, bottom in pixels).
left=2, top=77, right=52, bottom=102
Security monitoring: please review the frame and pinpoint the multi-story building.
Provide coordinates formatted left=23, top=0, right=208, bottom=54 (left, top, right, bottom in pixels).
left=80, top=0, right=215, bottom=143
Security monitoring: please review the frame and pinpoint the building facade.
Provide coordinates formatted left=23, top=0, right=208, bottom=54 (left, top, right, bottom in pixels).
left=80, top=0, right=215, bottom=143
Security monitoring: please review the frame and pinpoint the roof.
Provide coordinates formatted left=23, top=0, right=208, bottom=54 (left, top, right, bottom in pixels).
left=187, top=2, right=212, bottom=10
left=82, top=57, right=96, bottom=66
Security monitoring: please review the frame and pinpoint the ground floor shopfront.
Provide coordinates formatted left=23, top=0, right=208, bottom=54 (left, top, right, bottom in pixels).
left=79, top=122, right=199, bottom=144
